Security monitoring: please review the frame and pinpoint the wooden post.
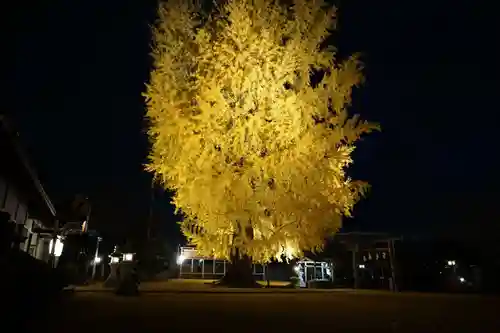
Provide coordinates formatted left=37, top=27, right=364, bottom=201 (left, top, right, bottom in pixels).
left=265, top=264, right=270, bottom=287
left=33, top=233, right=40, bottom=259
left=353, top=244, right=359, bottom=289
left=202, top=259, right=205, bottom=279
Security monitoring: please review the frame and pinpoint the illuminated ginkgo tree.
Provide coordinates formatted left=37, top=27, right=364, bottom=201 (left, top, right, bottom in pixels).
left=144, top=0, right=379, bottom=281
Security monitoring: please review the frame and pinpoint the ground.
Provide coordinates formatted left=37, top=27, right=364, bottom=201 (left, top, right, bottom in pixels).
left=76, top=278, right=290, bottom=291
left=38, top=281, right=499, bottom=333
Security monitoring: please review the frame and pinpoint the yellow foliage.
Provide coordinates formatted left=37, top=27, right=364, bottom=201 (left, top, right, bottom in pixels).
left=144, top=0, right=379, bottom=263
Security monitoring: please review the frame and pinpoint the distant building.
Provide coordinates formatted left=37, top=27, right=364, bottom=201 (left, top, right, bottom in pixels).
left=0, top=115, right=57, bottom=262
left=176, top=246, right=265, bottom=280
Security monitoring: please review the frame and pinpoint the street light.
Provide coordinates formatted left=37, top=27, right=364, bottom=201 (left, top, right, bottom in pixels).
left=176, top=254, right=185, bottom=265
left=123, top=253, right=134, bottom=262
left=447, top=260, right=456, bottom=266
left=49, top=236, right=64, bottom=257
left=110, top=256, right=120, bottom=264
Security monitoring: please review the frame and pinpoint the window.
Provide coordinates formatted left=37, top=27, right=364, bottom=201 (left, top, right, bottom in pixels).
left=192, top=259, right=203, bottom=273
left=180, top=259, right=193, bottom=273
left=253, top=264, right=264, bottom=274
left=214, top=260, right=226, bottom=274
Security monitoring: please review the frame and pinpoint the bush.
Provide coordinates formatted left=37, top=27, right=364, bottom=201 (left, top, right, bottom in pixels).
left=290, top=276, right=301, bottom=288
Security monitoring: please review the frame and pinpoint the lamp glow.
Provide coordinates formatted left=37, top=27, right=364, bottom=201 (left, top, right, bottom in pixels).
left=177, top=254, right=185, bottom=265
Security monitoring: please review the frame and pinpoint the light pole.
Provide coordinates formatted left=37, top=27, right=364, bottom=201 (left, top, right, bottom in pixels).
left=92, top=237, right=102, bottom=280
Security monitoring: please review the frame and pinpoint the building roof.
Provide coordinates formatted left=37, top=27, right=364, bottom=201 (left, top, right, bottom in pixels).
left=0, top=115, right=56, bottom=224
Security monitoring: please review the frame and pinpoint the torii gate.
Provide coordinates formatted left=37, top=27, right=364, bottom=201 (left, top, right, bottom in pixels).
left=334, top=232, right=401, bottom=291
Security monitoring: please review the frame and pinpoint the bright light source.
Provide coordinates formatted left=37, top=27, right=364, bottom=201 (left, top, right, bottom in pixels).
left=94, top=256, right=102, bottom=264
left=110, top=257, right=120, bottom=264
left=49, top=237, right=64, bottom=257
left=123, top=253, right=134, bottom=262
left=358, top=264, right=365, bottom=269
left=459, top=277, right=465, bottom=283
left=447, top=260, right=456, bottom=266
left=294, top=265, right=300, bottom=273
left=177, top=254, right=185, bottom=265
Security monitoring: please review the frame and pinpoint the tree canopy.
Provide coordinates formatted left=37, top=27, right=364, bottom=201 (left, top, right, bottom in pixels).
left=144, top=0, right=379, bottom=263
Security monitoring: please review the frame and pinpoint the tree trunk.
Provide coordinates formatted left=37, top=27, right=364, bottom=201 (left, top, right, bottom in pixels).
left=218, top=249, right=260, bottom=288
left=217, top=224, right=260, bottom=288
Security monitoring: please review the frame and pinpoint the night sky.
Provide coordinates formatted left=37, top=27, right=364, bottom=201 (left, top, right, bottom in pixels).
left=5, top=0, right=499, bottom=246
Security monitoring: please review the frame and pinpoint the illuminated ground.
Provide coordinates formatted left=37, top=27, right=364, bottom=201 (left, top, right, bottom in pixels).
left=75, top=278, right=291, bottom=291
left=41, top=290, right=499, bottom=333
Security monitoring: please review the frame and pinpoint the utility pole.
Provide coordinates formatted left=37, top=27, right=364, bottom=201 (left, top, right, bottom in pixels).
left=85, top=197, right=92, bottom=232
left=388, top=238, right=398, bottom=292
left=84, top=197, right=92, bottom=280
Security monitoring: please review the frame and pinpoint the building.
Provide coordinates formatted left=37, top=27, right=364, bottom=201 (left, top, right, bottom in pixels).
left=294, top=257, right=334, bottom=287
left=176, top=246, right=336, bottom=288
left=176, top=246, right=265, bottom=280
left=0, top=115, right=58, bottom=263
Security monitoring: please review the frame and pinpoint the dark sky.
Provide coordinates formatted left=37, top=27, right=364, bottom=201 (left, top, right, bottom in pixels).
left=5, top=0, right=499, bottom=245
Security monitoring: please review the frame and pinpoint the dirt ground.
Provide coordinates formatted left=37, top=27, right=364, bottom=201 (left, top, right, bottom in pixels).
left=38, top=288, right=500, bottom=333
